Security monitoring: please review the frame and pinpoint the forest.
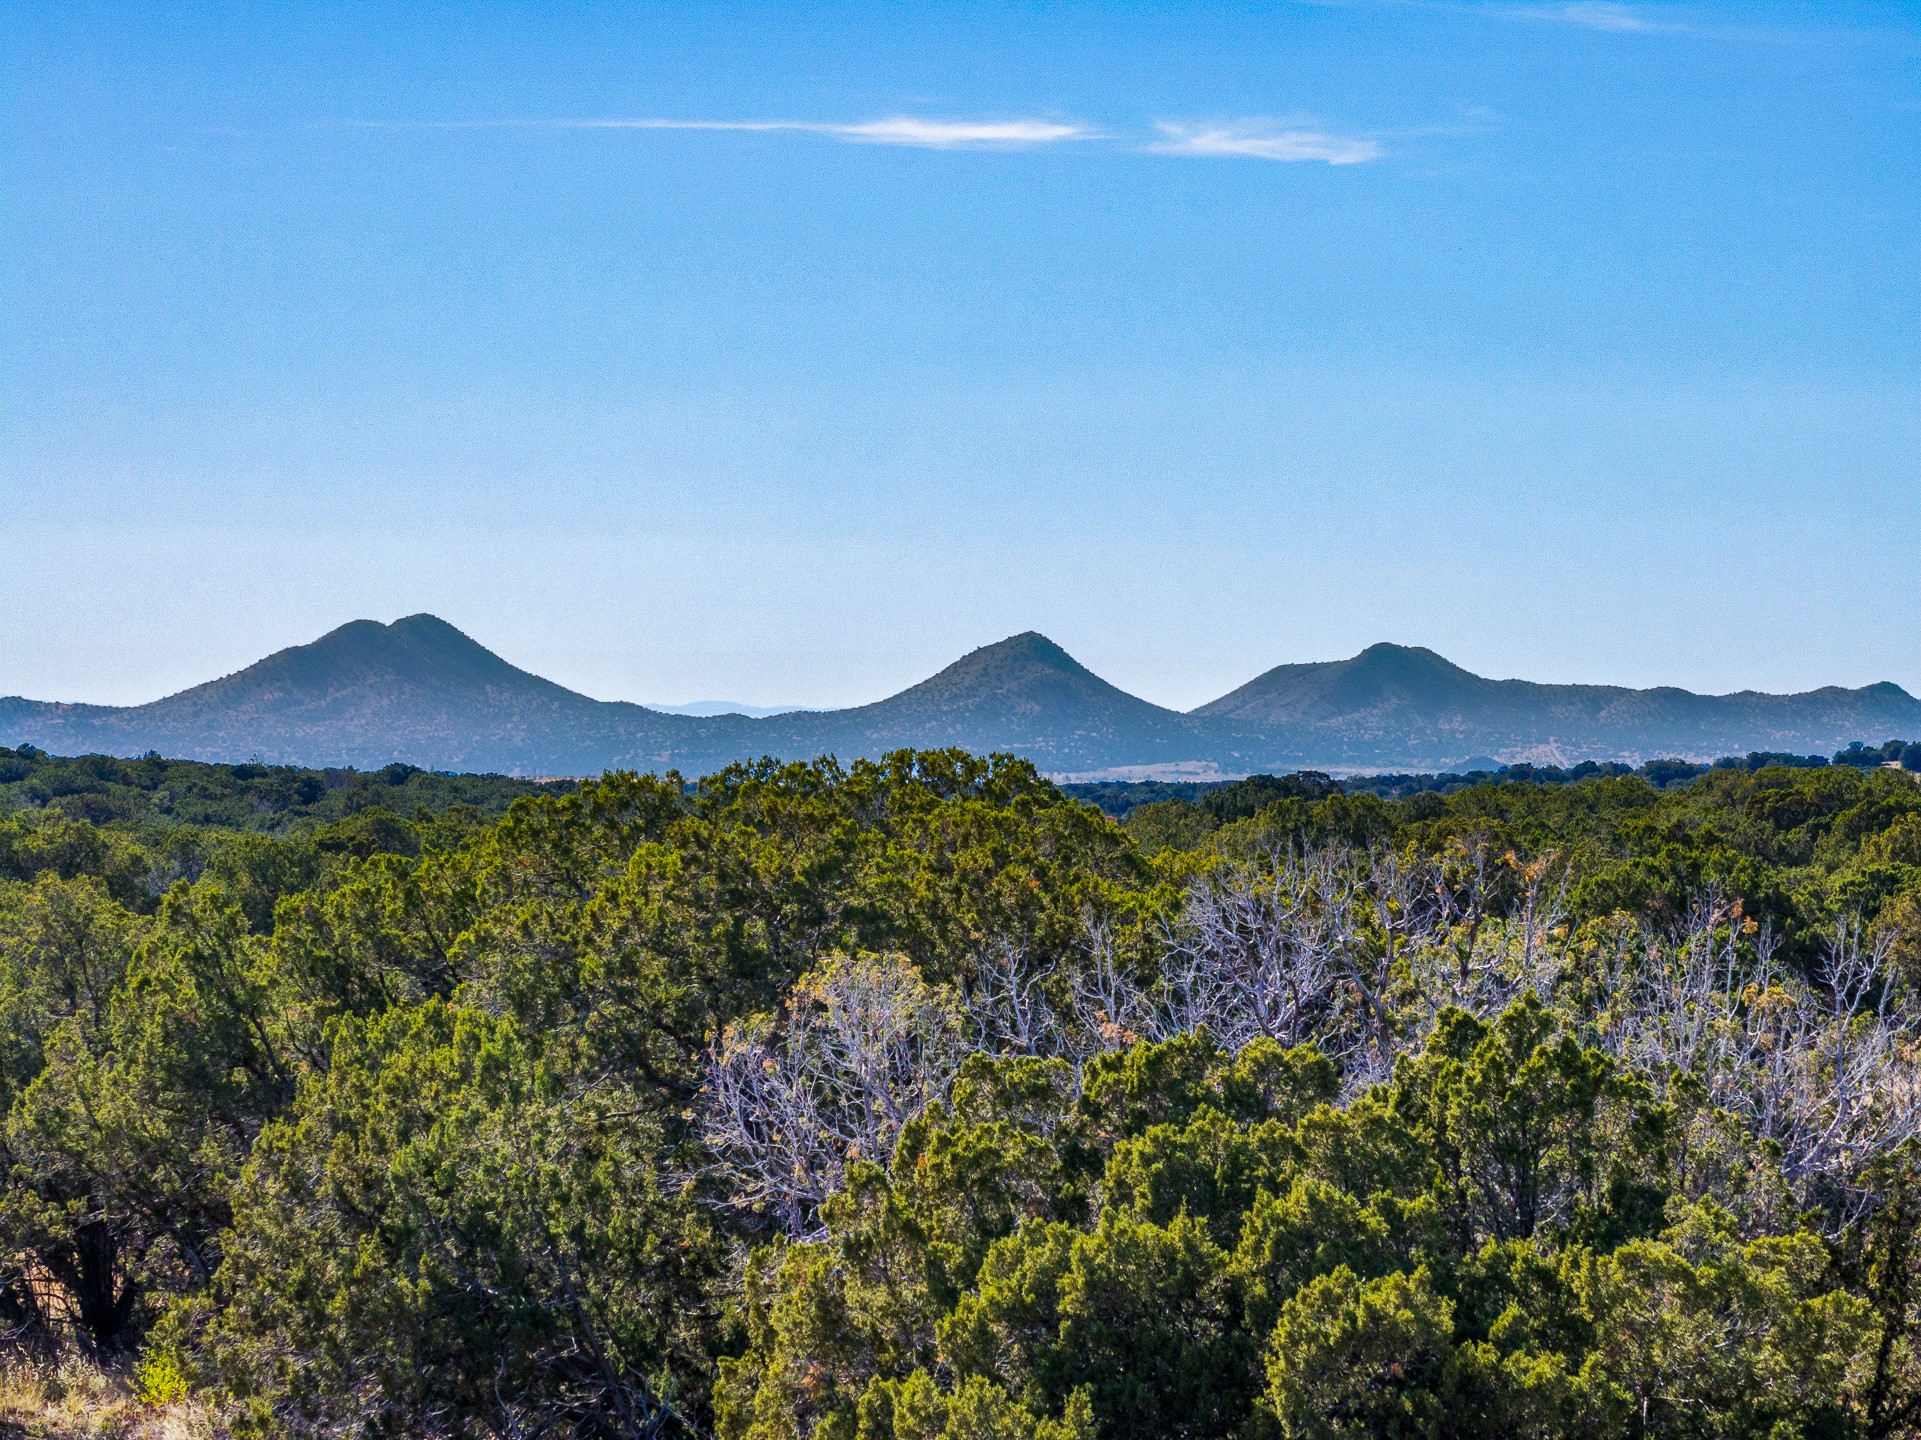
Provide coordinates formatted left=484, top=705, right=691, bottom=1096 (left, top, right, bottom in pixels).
left=1, top=741, right=1919, bottom=1438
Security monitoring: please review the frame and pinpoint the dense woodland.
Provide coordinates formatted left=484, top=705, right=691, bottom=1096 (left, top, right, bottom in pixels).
left=2, top=742, right=1921, bottom=1437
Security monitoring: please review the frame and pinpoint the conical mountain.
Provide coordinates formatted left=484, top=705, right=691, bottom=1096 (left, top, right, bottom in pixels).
left=758, top=632, right=1211, bottom=773
left=854, top=632, right=1170, bottom=726
left=143, top=614, right=591, bottom=725
left=5, top=620, right=1916, bottom=778
left=0, top=616, right=745, bottom=776
left=1197, top=643, right=1492, bottom=726
left=0, top=621, right=1215, bottom=777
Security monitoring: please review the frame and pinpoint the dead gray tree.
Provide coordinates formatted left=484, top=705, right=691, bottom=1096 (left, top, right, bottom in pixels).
left=1600, top=896, right=1921, bottom=1228
left=703, top=953, right=964, bottom=1237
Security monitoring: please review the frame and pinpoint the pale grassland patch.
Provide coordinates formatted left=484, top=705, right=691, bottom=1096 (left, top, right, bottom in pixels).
left=0, top=1353, right=225, bottom=1439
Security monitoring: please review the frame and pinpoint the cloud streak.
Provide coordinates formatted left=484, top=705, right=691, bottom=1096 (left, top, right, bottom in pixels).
left=1500, top=3, right=1673, bottom=32
left=460, top=116, right=1096, bottom=149
left=1291, top=0, right=1684, bottom=34
left=1147, top=121, right=1383, bottom=165
left=836, top=117, right=1092, bottom=147
left=369, top=113, right=1395, bottom=165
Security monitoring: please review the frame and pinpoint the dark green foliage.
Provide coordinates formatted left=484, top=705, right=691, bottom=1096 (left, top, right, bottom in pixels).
left=1836, top=741, right=1919, bottom=770
left=1198, top=774, right=1343, bottom=825
left=203, top=999, right=724, bottom=1439
left=1104, top=759, right=1921, bottom=963
left=722, top=1017, right=1897, bottom=1440
left=1072, top=742, right=1914, bottom=824
left=3, top=884, right=289, bottom=1347
left=1, top=746, right=1919, bottom=1436
left=0, top=746, right=570, bottom=833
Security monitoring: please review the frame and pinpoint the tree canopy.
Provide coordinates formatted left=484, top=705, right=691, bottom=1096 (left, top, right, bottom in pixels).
left=2, top=744, right=1920, bottom=1437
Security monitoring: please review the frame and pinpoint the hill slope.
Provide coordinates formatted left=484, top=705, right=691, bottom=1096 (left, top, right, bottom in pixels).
left=0, top=616, right=750, bottom=776
left=3, top=621, right=1916, bottom=777
left=0, top=620, right=1216, bottom=776
left=1194, top=642, right=1921, bottom=768
left=757, top=632, right=1213, bottom=774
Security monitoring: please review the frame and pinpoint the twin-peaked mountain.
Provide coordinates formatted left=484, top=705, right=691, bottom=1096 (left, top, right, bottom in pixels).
left=3, top=615, right=1917, bottom=778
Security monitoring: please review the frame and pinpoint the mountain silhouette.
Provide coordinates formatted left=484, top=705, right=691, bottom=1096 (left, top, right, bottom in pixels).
left=1196, top=642, right=1921, bottom=768
left=752, top=632, right=1210, bottom=773
left=0, top=616, right=748, bottom=776
left=3, top=619, right=1917, bottom=778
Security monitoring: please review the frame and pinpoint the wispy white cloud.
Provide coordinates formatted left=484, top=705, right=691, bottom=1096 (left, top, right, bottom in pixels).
left=358, top=113, right=1408, bottom=166
left=836, top=117, right=1092, bottom=147
left=1501, top=3, right=1674, bottom=32
left=1147, top=121, right=1382, bottom=165
left=426, top=115, right=1096, bottom=149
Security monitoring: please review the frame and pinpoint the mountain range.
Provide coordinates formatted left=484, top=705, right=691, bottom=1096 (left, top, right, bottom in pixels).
left=3, top=614, right=1917, bottom=779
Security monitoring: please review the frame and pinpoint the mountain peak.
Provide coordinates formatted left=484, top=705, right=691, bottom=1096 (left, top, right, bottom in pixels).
left=389, top=612, right=478, bottom=645
left=306, top=617, right=386, bottom=647
left=1191, top=641, right=1493, bottom=726
left=241, top=614, right=518, bottom=693
left=894, top=633, right=1103, bottom=704
left=829, top=632, right=1187, bottom=764
left=1354, top=641, right=1457, bottom=665
left=963, top=631, right=1087, bottom=672
left=312, top=613, right=488, bottom=657
left=6, top=621, right=1918, bottom=779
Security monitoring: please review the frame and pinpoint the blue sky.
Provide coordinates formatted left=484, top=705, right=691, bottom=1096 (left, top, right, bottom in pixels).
left=4, top=1, right=1917, bottom=710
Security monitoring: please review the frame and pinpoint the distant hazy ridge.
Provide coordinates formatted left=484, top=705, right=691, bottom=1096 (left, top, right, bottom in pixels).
left=3, top=615, right=1915, bottom=778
